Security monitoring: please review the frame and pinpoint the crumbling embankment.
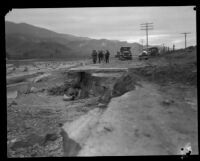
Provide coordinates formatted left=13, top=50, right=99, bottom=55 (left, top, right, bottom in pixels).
left=58, top=68, right=141, bottom=156
left=61, top=108, right=103, bottom=156
left=58, top=61, right=197, bottom=156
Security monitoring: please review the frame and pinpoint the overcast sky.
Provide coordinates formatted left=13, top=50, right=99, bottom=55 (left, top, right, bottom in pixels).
left=6, top=6, right=196, bottom=49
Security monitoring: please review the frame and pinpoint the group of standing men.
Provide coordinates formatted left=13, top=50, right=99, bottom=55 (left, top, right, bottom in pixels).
left=91, top=50, right=110, bottom=64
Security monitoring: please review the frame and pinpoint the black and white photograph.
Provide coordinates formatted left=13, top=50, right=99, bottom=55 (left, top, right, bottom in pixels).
left=5, top=6, right=197, bottom=157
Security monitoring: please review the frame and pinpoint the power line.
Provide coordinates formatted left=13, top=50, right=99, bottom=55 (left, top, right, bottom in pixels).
left=140, top=23, right=154, bottom=49
left=180, top=32, right=191, bottom=49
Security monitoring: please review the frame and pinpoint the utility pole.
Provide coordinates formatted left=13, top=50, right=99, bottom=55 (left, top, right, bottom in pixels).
left=162, top=43, right=165, bottom=53
left=173, top=44, right=175, bottom=51
left=180, top=32, right=191, bottom=49
left=140, top=39, right=144, bottom=50
left=140, top=23, right=153, bottom=49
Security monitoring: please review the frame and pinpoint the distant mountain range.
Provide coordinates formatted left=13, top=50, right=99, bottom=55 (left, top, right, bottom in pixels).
left=5, top=21, right=143, bottom=60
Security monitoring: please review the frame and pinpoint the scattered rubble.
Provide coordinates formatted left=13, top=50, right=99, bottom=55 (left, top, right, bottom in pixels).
left=47, top=84, right=68, bottom=96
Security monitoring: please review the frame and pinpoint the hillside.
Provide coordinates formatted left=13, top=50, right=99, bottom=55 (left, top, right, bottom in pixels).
left=5, top=21, right=142, bottom=60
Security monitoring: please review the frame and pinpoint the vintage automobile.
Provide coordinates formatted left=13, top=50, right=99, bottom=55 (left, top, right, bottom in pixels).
left=118, top=47, right=132, bottom=60
left=138, top=50, right=149, bottom=60
left=139, top=47, right=159, bottom=60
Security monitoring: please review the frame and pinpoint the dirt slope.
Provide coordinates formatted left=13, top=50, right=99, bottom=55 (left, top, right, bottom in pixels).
left=78, top=81, right=198, bottom=156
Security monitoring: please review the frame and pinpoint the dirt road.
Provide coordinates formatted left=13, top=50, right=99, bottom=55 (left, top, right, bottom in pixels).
left=76, top=81, right=197, bottom=155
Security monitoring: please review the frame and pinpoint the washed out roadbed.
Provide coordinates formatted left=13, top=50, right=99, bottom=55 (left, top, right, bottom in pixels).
left=7, top=48, right=197, bottom=157
left=7, top=93, right=100, bottom=157
left=6, top=60, right=99, bottom=157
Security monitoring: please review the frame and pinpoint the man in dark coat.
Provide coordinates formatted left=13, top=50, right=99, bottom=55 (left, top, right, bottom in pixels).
left=98, top=50, right=103, bottom=63
left=105, top=50, right=110, bottom=63
left=91, top=50, right=97, bottom=64
left=100, top=50, right=104, bottom=62
left=102, top=50, right=105, bottom=62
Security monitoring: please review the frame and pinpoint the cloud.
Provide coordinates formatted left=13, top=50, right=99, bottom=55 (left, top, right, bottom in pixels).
left=6, top=6, right=196, bottom=49
left=171, top=39, right=184, bottom=44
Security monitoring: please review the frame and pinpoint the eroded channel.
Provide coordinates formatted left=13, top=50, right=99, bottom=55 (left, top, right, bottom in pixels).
left=7, top=67, right=142, bottom=157
left=56, top=69, right=140, bottom=156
